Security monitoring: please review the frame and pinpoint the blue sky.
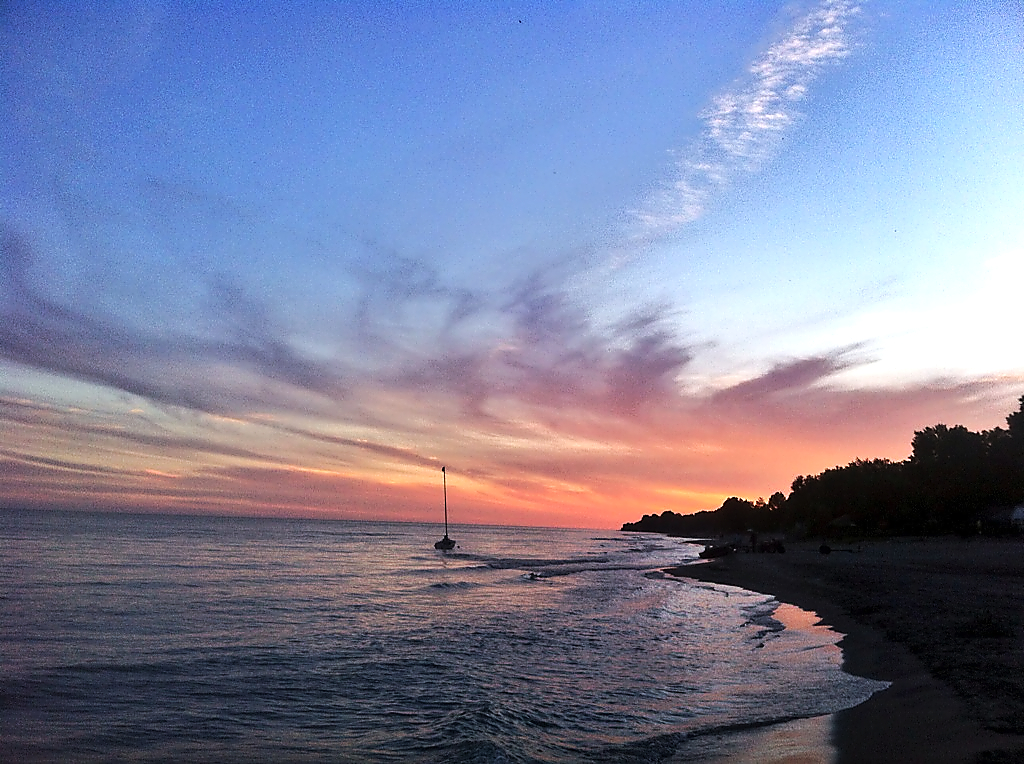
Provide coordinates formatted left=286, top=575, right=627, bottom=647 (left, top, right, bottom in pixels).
left=2, top=1, right=1023, bottom=527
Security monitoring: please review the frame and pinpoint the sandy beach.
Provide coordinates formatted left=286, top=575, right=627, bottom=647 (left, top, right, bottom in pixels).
left=667, top=538, right=1024, bottom=763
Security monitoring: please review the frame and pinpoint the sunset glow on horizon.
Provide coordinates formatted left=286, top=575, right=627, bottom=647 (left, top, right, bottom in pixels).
left=3, top=2, right=1023, bottom=529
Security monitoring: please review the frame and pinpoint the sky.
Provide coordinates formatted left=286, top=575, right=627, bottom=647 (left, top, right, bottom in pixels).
left=2, top=0, right=1023, bottom=529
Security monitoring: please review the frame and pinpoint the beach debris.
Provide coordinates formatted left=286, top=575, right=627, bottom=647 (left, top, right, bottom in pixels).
left=699, top=542, right=736, bottom=559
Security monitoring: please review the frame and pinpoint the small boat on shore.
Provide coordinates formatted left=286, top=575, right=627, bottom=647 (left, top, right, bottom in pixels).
left=698, top=542, right=736, bottom=559
left=434, top=466, right=456, bottom=551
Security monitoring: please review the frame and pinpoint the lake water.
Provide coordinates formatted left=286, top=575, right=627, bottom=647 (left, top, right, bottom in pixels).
left=1, top=510, right=886, bottom=762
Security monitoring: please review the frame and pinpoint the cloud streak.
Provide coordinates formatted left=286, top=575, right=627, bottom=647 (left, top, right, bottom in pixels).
left=712, top=349, right=860, bottom=404
left=383, top=272, right=695, bottom=425
left=0, top=226, right=349, bottom=414
left=635, top=0, right=862, bottom=235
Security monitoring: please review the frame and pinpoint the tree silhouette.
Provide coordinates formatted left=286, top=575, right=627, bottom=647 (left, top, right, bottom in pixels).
left=623, top=394, right=1024, bottom=537
left=1007, top=395, right=1024, bottom=442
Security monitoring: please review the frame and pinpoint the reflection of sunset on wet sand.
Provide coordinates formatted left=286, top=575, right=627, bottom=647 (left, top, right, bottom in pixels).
left=678, top=539, right=1024, bottom=762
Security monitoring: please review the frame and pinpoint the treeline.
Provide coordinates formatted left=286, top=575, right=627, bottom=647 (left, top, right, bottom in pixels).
left=623, top=395, right=1024, bottom=538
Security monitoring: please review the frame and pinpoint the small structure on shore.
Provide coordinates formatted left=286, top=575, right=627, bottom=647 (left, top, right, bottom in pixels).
left=699, top=542, right=736, bottom=559
left=981, top=504, right=1024, bottom=535
left=1012, top=504, right=1024, bottom=530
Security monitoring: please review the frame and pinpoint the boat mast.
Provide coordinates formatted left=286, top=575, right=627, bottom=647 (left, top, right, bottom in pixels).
left=442, top=466, right=448, bottom=536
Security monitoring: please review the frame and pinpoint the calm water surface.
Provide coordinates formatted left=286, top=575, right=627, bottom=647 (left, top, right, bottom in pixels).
left=1, top=510, right=885, bottom=762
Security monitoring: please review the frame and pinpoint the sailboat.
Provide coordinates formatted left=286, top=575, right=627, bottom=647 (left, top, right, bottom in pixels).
left=434, top=466, right=456, bottom=550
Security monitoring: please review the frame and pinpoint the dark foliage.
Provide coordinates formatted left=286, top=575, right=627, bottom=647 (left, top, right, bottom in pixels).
left=623, top=396, right=1024, bottom=538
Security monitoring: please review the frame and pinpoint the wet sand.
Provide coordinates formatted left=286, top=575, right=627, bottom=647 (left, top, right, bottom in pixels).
left=666, top=538, right=1024, bottom=763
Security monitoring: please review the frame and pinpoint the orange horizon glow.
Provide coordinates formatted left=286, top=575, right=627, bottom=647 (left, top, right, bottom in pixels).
left=3, top=377, right=1021, bottom=530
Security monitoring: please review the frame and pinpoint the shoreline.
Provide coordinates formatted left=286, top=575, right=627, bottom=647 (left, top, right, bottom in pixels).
left=665, top=538, right=1024, bottom=763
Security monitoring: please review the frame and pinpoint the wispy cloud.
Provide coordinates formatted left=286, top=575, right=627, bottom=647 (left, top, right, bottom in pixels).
left=635, top=0, right=862, bottom=236
left=712, top=349, right=861, bottom=404
left=0, top=449, right=152, bottom=477
left=383, top=272, right=695, bottom=424
left=0, top=398, right=296, bottom=467
left=264, top=421, right=442, bottom=470
left=0, top=217, right=697, bottom=460
left=0, top=226, right=349, bottom=414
